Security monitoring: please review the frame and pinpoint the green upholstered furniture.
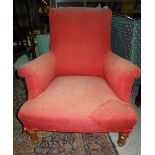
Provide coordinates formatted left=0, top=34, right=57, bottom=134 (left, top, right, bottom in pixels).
left=112, top=15, right=141, bottom=86
left=35, top=34, right=50, bottom=57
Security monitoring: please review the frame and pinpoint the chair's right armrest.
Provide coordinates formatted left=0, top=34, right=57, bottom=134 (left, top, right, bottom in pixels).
left=18, top=52, right=56, bottom=99
left=103, top=52, right=141, bottom=102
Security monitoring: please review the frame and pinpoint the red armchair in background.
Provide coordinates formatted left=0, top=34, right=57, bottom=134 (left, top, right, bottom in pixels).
left=18, top=8, right=140, bottom=147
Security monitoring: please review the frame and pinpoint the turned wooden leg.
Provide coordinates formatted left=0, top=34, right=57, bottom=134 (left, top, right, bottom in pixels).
left=117, top=132, right=129, bottom=147
left=27, top=130, right=39, bottom=144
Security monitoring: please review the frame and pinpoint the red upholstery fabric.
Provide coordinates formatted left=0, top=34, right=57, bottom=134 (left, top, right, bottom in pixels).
left=17, top=8, right=140, bottom=134
left=18, top=76, right=137, bottom=133
left=103, top=52, right=141, bottom=102
left=50, top=8, right=112, bottom=76
left=18, top=52, right=56, bottom=99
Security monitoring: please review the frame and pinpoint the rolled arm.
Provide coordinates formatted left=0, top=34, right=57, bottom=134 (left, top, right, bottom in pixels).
left=103, top=52, right=141, bottom=102
left=18, top=52, right=56, bottom=99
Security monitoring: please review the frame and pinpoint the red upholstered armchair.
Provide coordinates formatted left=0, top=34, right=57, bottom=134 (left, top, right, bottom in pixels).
left=18, top=8, right=140, bottom=147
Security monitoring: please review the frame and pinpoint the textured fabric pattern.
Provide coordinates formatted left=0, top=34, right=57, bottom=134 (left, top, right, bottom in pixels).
left=14, top=79, right=118, bottom=155
left=17, top=8, right=140, bottom=134
left=18, top=76, right=137, bottom=133
left=112, top=16, right=141, bottom=86
left=103, top=52, right=140, bottom=102
left=50, top=8, right=112, bottom=76
left=130, top=20, right=141, bottom=68
left=131, top=20, right=141, bottom=85
left=35, top=34, right=50, bottom=57
left=18, top=52, right=56, bottom=99
left=112, top=16, right=134, bottom=60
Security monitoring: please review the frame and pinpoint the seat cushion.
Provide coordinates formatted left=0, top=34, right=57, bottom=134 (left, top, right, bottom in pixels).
left=18, top=76, right=137, bottom=133
left=50, top=8, right=112, bottom=76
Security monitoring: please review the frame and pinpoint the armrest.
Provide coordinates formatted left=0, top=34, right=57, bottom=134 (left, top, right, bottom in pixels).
left=103, top=52, right=141, bottom=102
left=18, top=52, right=56, bottom=99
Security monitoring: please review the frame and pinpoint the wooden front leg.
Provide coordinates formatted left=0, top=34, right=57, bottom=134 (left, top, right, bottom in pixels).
left=27, top=130, right=39, bottom=144
left=117, top=132, right=129, bottom=147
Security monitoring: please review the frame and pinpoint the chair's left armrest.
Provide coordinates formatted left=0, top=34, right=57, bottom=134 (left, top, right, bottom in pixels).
left=103, top=52, right=141, bottom=102
left=18, top=52, right=56, bottom=99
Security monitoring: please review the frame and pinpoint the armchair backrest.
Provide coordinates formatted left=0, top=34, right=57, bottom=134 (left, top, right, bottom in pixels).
left=49, top=8, right=112, bottom=76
